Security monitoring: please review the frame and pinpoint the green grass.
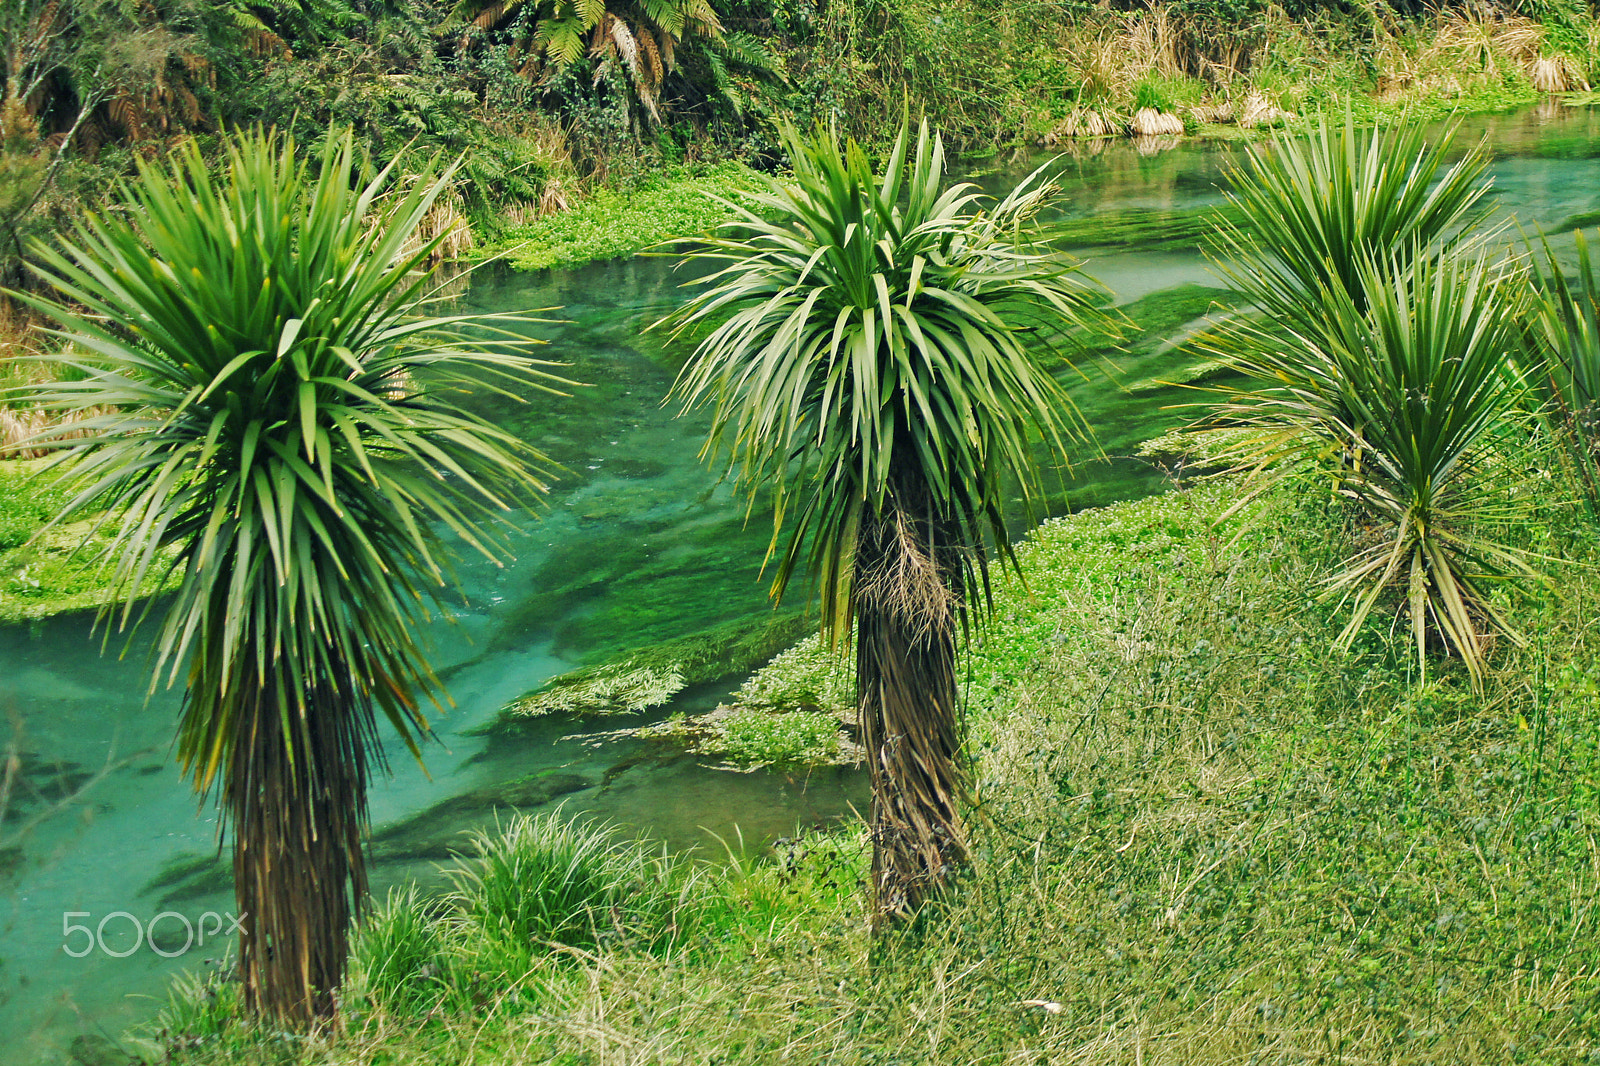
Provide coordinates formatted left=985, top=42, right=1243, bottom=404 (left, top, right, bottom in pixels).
left=137, top=462, right=1600, bottom=1064
left=0, top=460, right=177, bottom=622
left=0, top=461, right=65, bottom=552
left=0, top=461, right=116, bottom=622
left=1364, top=82, right=1544, bottom=127
left=476, top=162, right=768, bottom=272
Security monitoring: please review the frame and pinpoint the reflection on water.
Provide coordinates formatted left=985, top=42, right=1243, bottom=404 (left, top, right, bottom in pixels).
left=1, top=102, right=1597, bottom=1063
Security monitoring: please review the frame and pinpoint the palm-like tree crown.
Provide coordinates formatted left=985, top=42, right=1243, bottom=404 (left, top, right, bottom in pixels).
left=668, top=122, right=1104, bottom=636
left=666, top=121, right=1105, bottom=921
left=1214, top=115, right=1492, bottom=328
left=1206, top=117, right=1533, bottom=687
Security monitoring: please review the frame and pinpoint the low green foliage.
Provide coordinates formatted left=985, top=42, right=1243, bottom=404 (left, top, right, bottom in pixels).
left=647, top=701, right=846, bottom=768
left=346, top=887, right=450, bottom=1015
left=481, top=162, right=766, bottom=271
left=633, top=633, right=852, bottom=767
left=717, top=707, right=842, bottom=768
left=0, top=462, right=166, bottom=622
left=732, top=633, right=854, bottom=716
left=1132, top=75, right=1205, bottom=115
left=143, top=470, right=1600, bottom=1064
left=501, top=612, right=810, bottom=720
left=447, top=811, right=699, bottom=975
left=0, top=463, right=63, bottom=552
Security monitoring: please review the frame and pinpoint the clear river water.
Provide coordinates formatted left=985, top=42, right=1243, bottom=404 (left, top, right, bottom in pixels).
left=2, top=103, right=1598, bottom=1063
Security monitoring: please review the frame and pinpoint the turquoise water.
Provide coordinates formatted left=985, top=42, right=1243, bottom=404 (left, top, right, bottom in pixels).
left=1, top=103, right=1597, bottom=1062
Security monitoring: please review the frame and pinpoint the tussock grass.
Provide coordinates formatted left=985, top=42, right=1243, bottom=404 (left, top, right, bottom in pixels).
left=144, top=473, right=1600, bottom=1064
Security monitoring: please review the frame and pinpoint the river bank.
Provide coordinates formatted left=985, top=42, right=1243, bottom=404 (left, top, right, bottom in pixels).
left=4, top=102, right=1598, bottom=1063
left=136, top=464, right=1600, bottom=1065
left=10, top=97, right=1597, bottom=626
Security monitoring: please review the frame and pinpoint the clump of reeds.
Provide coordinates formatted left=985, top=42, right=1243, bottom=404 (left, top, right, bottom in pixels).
left=1129, top=107, right=1184, bottom=136
left=1531, top=54, right=1591, bottom=92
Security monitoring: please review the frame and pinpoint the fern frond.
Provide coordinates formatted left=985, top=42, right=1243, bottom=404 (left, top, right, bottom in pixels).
left=715, top=31, right=775, bottom=73
left=604, top=17, right=640, bottom=74
left=537, top=16, right=587, bottom=66
left=683, top=0, right=721, bottom=35
left=638, top=27, right=664, bottom=85
left=640, top=0, right=685, bottom=38
left=475, top=1, right=515, bottom=29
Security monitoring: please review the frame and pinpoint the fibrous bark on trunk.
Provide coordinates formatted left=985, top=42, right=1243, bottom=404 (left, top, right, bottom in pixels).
left=224, top=675, right=369, bottom=1026
left=853, top=465, right=969, bottom=926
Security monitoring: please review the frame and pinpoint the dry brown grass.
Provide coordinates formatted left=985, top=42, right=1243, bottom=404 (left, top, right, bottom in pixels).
left=1123, top=5, right=1187, bottom=82
left=1129, top=108, right=1184, bottom=136
left=1427, top=5, right=1542, bottom=76
left=0, top=307, right=48, bottom=459
left=1238, top=92, right=1294, bottom=128
left=1532, top=54, right=1591, bottom=93
left=1048, top=105, right=1122, bottom=142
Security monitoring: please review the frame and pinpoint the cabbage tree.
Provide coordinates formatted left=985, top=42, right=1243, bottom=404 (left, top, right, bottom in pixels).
left=1209, top=118, right=1534, bottom=686
left=666, top=121, right=1104, bottom=923
left=1528, top=228, right=1600, bottom=520
left=14, top=130, right=561, bottom=1024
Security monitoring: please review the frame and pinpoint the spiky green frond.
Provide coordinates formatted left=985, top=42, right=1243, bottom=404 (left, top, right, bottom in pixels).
left=1527, top=228, right=1600, bottom=519
left=1208, top=116, right=1495, bottom=459
left=1207, top=119, right=1536, bottom=686
left=1213, top=115, right=1493, bottom=331
left=537, top=15, right=588, bottom=66
left=13, top=129, right=564, bottom=790
left=664, top=121, right=1107, bottom=640
left=1308, top=249, right=1534, bottom=683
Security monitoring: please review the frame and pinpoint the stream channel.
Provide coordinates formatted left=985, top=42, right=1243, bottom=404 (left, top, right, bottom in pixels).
left=2, top=103, right=1598, bottom=1063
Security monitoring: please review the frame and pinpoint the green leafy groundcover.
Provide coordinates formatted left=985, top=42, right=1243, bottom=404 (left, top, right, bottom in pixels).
left=0, top=461, right=140, bottom=622
left=478, top=163, right=767, bottom=272
left=145, top=472, right=1600, bottom=1064
left=0, top=461, right=62, bottom=552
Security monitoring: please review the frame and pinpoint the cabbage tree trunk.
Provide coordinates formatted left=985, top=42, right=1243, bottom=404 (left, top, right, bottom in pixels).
left=224, top=674, right=369, bottom=1025
left=853, top=465, right=968, bottom=926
